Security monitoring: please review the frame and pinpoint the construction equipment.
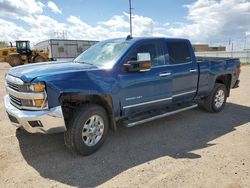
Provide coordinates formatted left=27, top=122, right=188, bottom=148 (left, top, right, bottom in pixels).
left=0, top=41, right=48, bottom=67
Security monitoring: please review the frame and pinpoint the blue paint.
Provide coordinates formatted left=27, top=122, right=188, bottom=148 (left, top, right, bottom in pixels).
left=7, top=37, right=240, bottom=120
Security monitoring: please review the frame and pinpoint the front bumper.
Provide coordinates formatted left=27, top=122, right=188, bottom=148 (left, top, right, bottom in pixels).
left=4, top=95, right=66, bottom=134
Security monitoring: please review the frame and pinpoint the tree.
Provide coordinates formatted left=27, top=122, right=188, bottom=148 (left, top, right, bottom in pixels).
left=0, top=41, right=8, bottom=47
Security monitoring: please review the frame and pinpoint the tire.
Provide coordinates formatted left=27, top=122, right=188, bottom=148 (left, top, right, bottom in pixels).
left=33, top=55, right=46, bottom=63
left=7, top=55, right=23, bottom=67
left=64, top=104, right=109, bottom=156
left=202, top=83, right=227, bottom=113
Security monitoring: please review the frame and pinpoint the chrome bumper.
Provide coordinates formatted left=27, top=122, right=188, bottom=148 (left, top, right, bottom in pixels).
left=4, top=95, right=66, bottom=134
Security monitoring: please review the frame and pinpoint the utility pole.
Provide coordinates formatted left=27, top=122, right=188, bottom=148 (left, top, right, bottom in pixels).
left=129, top=0, right=133, bottom=37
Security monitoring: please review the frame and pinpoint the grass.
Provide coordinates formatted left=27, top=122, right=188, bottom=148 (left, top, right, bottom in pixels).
left=241, top=62, right=250, bottom=66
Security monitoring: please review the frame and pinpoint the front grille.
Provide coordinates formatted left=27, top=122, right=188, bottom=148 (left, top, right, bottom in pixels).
left=9, top=94, right=22, bottom=108
left=6, top=74, right=47, bottom=111
left=7, top=81, right=19, bottom=91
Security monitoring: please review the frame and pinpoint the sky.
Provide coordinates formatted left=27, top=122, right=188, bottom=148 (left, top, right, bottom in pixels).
left=0, top=0, right=250, bottom=50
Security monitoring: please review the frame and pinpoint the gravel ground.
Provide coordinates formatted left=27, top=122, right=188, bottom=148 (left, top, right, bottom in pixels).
left=0, top=63, right=249, bottom=188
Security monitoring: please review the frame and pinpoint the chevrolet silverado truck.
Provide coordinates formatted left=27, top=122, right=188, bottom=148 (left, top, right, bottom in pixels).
left=4, top=37, right=241, bottom=155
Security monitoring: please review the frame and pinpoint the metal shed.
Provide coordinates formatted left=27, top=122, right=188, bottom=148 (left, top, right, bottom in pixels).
left=34, top=39, right=98, bottom=60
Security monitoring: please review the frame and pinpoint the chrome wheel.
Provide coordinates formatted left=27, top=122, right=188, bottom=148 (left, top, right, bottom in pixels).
left=214, top=89, right=225, bottom=109
left=82, top=115, right=105, bottom=147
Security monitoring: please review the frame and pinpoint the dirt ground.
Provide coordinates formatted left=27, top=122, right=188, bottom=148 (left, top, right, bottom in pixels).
left=0, top=63, right=249, bottom=188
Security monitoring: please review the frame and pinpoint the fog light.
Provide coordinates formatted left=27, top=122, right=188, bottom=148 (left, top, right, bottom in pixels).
left=28, top=121, right=43, bottom=127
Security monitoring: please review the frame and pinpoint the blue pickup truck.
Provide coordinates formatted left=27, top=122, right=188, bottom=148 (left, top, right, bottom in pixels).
left=4, top=37, right=241, bottom=155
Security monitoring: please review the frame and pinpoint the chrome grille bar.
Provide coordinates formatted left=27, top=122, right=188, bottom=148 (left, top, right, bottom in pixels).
left=6, top=87, right=46, bottom=100
left=6, top=74, right=24, bottom=85
left=9, top=95, right=22, bottom=106
left=7, top=81, right=19, bottom=91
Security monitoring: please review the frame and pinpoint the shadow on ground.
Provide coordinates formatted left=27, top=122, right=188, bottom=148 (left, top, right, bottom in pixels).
left=16, top=103, right=250, bottom=187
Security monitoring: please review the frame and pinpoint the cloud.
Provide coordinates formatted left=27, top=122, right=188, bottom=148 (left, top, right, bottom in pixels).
left=99, top=12, right=155, bottom=37
left=166, top=0, right=250, bottom=45
left=0, top=19, right=27, bottom=41
left=0, top=0, right=44, bottom=18
left=0, top=0, right=249, bottom=50
left=47, top=1, right=62, bottom=14
left=100, top=14, right=130, bottom=31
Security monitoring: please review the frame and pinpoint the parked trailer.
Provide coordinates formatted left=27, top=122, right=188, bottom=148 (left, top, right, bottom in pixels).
left=34, top=39, right=99, bottom=61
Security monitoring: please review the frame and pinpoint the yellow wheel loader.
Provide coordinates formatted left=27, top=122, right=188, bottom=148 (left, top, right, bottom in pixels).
left=0, top=41, right=48, bottom=67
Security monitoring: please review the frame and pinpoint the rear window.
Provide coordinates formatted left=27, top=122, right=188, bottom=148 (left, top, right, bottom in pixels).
left=167, top=42, right=192, bottom=64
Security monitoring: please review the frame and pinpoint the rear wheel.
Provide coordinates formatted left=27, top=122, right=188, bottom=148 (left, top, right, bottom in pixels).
left=33, top=55, right=46, bottom=63
left=200, top=83, right=227, bottom=113
left=7, top=55, right=23, bottom=67
left=64, top=104, right=109, bottom=155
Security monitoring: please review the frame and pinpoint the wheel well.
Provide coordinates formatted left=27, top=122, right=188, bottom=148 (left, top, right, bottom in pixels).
left=61, top=94, right=117, bottom=131
left=215, top=74, right=232, bottom=96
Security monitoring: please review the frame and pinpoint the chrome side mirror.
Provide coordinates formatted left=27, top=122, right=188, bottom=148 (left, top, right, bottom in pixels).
left=123, top=52, right=151, bottom=72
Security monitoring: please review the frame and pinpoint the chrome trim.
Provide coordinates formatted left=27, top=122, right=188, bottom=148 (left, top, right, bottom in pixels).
left=127, top=104, right=198, bottom=127
left=6, top=87, right=45, bottom=100
left=164, top=62, right=193, bottom=67
left=152, top=64, right=169, bottom=69
left=190, top=69, right=197, bottom=72
left=140, top=69, right=151, bottom=72
left=123, top=97, right=172, bottom=109
left=159, top=72, right=171, bottom=77
left=4, top=95, right=66, bottom=134
left=172, top=90, right=196, bottom=97
left=9, top=100, right=48, bottom=111
left=151, top=62, right=193, bottom=69
left=6, top=75, right=24, bottom=85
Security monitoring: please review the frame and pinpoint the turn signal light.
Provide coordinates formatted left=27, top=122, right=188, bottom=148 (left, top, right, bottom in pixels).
left=34, top=99, right=45, bottom=106
left=141, top=62, right=151, bottom=69
left=30, top=83, right=45, bottom=92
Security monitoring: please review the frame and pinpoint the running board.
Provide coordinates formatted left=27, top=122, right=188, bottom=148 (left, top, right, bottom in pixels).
left=125, top=104, right=198, bottom=128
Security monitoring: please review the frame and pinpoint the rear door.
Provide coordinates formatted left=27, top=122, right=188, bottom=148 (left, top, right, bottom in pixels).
left=166, top=40, right=198, bottom=103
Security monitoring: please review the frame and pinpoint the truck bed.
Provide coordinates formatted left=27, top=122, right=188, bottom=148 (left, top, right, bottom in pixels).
left=196, top=56, right=239, bottom=62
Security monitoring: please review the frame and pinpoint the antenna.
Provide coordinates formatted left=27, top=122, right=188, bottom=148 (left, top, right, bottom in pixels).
left=129, top=0, right=133, bottom=37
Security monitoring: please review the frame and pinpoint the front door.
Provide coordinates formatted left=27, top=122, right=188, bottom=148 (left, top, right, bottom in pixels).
left=118, top=40, right=172, bottom=115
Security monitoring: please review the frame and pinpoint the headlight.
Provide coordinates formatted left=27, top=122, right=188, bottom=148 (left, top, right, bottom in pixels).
left=21, top=82, right=48, bottom=109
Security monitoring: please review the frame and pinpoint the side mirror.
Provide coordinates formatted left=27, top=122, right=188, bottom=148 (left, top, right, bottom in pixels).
left=123, top=53, right=151, bottom=72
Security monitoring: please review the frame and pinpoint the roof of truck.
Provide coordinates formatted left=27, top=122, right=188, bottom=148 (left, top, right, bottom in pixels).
left=105, top=37, right=190, bottom=43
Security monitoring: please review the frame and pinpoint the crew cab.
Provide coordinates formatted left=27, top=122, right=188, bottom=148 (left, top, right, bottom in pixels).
left=4, top=37, right=241, bottom=155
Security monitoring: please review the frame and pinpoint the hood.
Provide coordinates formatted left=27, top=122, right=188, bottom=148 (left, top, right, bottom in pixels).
left=7, top=61, right=98, bottom=82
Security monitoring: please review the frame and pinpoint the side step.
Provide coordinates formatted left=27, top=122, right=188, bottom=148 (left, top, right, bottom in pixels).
left=124, top=104, right=198, bottom=128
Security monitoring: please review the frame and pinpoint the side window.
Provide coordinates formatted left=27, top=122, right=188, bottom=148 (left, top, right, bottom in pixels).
left=167, top=42, right=192, bottom=64
left=129, top=43, right=165, bottom=67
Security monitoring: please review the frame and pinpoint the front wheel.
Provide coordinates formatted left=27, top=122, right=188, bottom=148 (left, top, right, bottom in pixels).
left=201, top=83, right=227, bottom=113
left=64, top=104, right=109, bottom=156
left=33, top=55, right=46, bottom=63
left=7, top=55, right=23, bottom=67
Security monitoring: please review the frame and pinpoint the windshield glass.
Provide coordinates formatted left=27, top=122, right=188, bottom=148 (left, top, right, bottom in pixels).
left=74, top=40, right=130, bottom=68
left=16, top=41, right=27, bottom=50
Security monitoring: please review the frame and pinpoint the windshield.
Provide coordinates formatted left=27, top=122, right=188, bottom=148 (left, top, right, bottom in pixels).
left=16, top=41, right=27, bottom=50
left=74, top=40, right=130, bottom=68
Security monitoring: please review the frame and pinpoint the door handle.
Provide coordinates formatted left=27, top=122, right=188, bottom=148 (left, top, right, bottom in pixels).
left=159, top=72, right=171, bottom=77
left=190, top=69, right=197, bottom=73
